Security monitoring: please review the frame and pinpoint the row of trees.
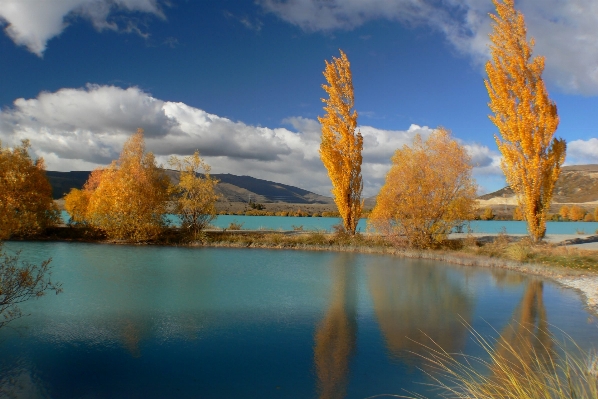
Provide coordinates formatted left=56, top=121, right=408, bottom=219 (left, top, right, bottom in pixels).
left=559, top=205, right=597, bottom=222
left=1, top=131, right=219, bottom=242
left=65, top=129, right=219, bottom=241
left=318, top=0, right=566, bottom=247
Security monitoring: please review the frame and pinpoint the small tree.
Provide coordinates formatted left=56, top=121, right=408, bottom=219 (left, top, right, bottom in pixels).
left=0, top=244, right=62, bottom=329
left=369, top=128, right=477, bottom=249
left=169, top=151, right=219, bottom=239
left=65, top=129, right=171, bottom=241
left=318, top=49, right=363, bottom=235
left=485, top=0, right=566, bottom=242
left=0, top=140, right=59, bottom=239
left=559, top=206, right=569, bottom=221
left=568, top=205, right=586, bottom=222
left=513, top=207, right=524, bottom=221
left=481, top=208, right=495, bottom=221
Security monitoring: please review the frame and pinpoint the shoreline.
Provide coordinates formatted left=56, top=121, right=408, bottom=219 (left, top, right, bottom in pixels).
left=189, top=238, right=598, bottom=317
left=7, top=229, right=598, bottom=317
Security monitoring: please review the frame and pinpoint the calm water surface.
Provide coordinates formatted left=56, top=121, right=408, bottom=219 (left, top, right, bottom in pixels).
left=1, top=242, right=597, bottom=398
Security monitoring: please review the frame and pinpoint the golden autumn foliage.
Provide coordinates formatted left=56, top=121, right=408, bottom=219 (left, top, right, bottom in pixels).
left=369, top=128, right=477, bottom=249
left=485, top=0, right=566, bottom=242
left=513, top=207, right=524, bottom=221
left=568, top=205, right=586, bottom=222
left=65, top=129, right=170, bottom=241
left=318, top=50, right=363, bottom=235
left=481, top=207, right=495, bottom=221
left=0, top=140, right=59, bottom=239
left=169, top=151, right=219, bottom=238
left=559, top=205, right=569, bottom=220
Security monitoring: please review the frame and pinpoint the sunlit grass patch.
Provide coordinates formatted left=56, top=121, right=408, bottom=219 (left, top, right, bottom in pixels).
left=403, top=324, right=598, bottom=399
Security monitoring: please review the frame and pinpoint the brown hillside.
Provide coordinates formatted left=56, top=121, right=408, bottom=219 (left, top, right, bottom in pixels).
left=479, top=164, right=598, bottom=203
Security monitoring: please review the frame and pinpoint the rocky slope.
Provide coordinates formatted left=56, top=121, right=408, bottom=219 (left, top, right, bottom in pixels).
left=479, top=164, right=598, bottom=204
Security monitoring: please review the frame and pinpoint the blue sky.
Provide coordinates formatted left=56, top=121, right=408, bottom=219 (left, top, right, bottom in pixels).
left=1, top=0, right=597, bottom=196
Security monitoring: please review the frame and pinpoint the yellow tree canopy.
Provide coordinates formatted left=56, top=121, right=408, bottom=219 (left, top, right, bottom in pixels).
left=318, top=49, right=363, bottom=235
left=0, top=140, right=59, bottom=239
left=169, top=151, right=219, bottom=238
left=65, top=129, right=170, bottom=241
left=485, top=0, right=566, bottom=242
left=369, top=128, right=477, bottom=249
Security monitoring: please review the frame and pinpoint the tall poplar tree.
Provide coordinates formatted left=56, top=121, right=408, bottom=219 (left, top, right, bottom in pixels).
left=485, top=0, right=566, bottom=242
left=318, top=50, right=363, bottom=235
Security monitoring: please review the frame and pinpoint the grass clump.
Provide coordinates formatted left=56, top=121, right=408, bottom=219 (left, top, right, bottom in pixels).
left=407, top=325, right=598, bottom=399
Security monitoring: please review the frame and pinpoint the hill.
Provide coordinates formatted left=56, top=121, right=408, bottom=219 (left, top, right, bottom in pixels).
left=45, top=170, right=334, bottom=205
left=479, top=164, right=598, bottom=204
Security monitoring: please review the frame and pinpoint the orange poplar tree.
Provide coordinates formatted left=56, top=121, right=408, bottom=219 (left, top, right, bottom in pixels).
left=318, top=50, right=363, bottom=235
left=485, top=0, right=566, bottom=242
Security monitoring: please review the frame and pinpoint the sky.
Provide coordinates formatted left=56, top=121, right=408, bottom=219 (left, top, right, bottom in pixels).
left=1, top=0, right=598, bottom=197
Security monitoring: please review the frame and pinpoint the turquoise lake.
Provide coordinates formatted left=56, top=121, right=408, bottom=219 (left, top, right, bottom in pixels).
left=60, top=211, right=598, bottom=234
left=0, top=242, right=597, bottom=398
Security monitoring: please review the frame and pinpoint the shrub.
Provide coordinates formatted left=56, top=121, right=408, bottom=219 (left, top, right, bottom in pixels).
left=369, top=128, right=477, bottom=249
left=559, top=205, right=569, bottom=220
left=226, top=221, right=244, bottom=230
left=169, top=151, right=219, bottom=238
left=480, top=207, right=495, bottom=220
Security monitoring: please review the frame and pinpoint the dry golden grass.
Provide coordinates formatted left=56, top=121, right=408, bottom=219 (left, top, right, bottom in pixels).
left=460, top=235, right=598, bottom=272
left=398, top=324, right=598, bottom=399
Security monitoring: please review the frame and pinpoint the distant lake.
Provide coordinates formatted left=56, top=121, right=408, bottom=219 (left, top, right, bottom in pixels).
left=1, top=242, right=597, bottom=398
left=60, top=211, right=598, bottom=235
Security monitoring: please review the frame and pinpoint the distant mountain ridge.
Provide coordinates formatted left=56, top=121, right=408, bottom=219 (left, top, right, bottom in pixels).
left=45, top=170, right=334, bottom=205
left=479, top=164, right=598, bottom=203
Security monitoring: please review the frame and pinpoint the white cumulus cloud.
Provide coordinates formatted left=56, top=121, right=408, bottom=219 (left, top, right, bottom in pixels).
left=0, top=84, right=506, bottom=196
left=0, top=0, right=164, bottom=56
left=566, top=138, right=598, bottom=165
left=258, top=0, right=598, bottom=95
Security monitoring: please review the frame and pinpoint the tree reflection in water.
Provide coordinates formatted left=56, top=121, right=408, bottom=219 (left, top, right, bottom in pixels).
left=481, top=279, right=554, bottom=392
left=313, top=253, right=358, bottom=399
left=368, top=259, right=473, bottom=363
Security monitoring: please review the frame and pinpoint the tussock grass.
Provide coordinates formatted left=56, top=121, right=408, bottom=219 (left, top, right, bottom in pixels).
left=402, top=324, right=598, bottom=399
left=460, top=235, right=598, bottom=272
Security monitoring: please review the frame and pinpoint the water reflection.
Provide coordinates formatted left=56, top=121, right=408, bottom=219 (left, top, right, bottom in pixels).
left=485, top=280, right=553, bottom=386
left=313, top=254, right=358, bottom=399
left=368, top=260, right=473, bottom=362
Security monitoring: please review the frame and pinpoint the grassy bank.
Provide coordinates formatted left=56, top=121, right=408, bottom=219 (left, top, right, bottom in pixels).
left=29, top=226, right=598, bottom=273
